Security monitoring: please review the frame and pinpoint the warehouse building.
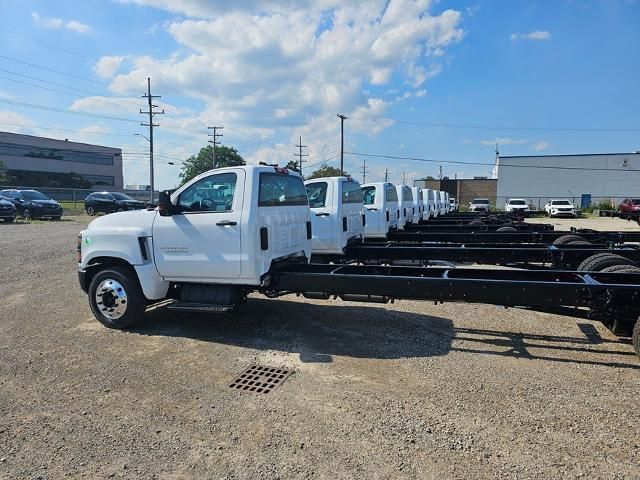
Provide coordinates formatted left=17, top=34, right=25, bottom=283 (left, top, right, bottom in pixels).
left=494, top=152, right=640, bottom=209
left=0, top=131, right=123, bottom=188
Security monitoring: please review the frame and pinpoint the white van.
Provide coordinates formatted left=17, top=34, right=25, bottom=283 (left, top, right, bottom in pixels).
left=361, top=182, right=399, bottom=238
left=410, top=187, right=424, bottom=222
left=396, top=185, right=414, bottom=230
left=304, top=176, right=364, bottom=255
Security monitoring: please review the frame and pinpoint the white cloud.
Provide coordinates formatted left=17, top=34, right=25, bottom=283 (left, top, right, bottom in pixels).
left=510, top=30, right=551, bottom=41
left=102, top=0, right=464, bottom=171
left=0, top=110, right=34, bottom=132
left=533, top=141, right=551, bottom=151
left=480, top=138, right=528, bottom=146
left=32, top=12, right=91, bottom=34
left=94, top=56, right=126, bottom=79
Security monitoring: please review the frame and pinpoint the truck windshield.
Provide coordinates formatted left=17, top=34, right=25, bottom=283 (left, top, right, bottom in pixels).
left=305, top=182, right=327, bottom=208
left=258, top=173, right=308, bottom=207
left=552, top=200, right=571, bottom=205
left=633, top=199, right=640, bottom=205
left=362, top=186, right=376, bottom=205
left=178, top=172, right=237, bottom=212
left=473, top=199, right=489, bottom=205
left=342, top=181, right=363, bottom=204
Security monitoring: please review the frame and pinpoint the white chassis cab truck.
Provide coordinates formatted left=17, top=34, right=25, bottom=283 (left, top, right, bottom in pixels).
left=361, top=182, right=399, bottom=239
left=396, top=185, right=414, bottom=230
left=304, top=176, right=364, bottom=261
left=422, top=189, right=436, bottom=219
left=77, top=165, right=311, bottom=328
left=410, top=187, right=425, bottom=222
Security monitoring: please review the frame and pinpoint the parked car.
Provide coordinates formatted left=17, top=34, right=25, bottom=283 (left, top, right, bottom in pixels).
left=618, top=198, right=640, bottom=213
left=84, top=192, right=147, bottom=215
left=544, top=199, right=577, bottom=217
left=505, top=198, right=530, bottom=213
left=0, top=195, right=17, bottom=222
left=469, top=198, right=491, bottom=212
left=0, top=189, right=63, bottom=220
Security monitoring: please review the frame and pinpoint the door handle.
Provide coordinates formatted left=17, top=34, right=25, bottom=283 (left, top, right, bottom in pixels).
left=315, top=212, right=330, bottom=217
left=216, top=220, right=237, bottom=226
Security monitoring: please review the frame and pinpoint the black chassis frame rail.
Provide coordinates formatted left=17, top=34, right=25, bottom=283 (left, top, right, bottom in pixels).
left=269, top=264, right=640, bottom=339
left=402, top=223, right=554, bottom=232
left=386, top=229, right=640, bottom=245
left=344, top=242, right=640, bottom=269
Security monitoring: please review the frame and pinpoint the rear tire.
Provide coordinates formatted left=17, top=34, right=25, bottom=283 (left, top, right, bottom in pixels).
left=469, top=220, right=485, bottom=226
left=88, top=266, right=147, bottom=329
left=577, top=253, right=637, bottom=272
left=553, top=234, right=589, bottom=245
left=633, top=321, right=640, bottom=357
left=86, top=206, right=95, bottom=216
left=496, top=226, right=517, bottom=233
left=600, top=265, right=640, bottom=274
left=22, top=209, right=32, bottom=221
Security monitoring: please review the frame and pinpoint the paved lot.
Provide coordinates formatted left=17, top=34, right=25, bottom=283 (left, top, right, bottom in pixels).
left=1, top=216, right=639, bottom=479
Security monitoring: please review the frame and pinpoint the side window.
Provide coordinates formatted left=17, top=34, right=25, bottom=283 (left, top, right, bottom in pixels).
left=362, top=186, right=376, bottom=205
left=178, top=173, right=237, bottom=212
left=305, top=182, right=328, bottom=208
left=342, top=181, right=363, bottom=204
left=385, top=187, right=398, bottom=202
left=403, top=189, right=413, bottom=202
left=258, top=173, right=308, bottom=207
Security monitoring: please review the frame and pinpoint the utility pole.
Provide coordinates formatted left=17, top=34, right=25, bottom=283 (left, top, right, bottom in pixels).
left=337, top=113, right=348, bottom=176
left=384, top=168, right=389, bottom=182
left=361, top=159, right=368, bottom=184
left=140, top=77, right=164, bottom=204
left=294, top=136, right=308, bottom=175
left=439, top=165, right=443, bottom=180
left=208, top=126, right=224, bottom=169
left=402, top=172, right=406, bottom=185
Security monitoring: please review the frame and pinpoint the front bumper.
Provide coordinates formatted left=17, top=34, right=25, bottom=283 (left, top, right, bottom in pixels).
left=78, top=268, right=88, bottom=293
left=31, top=206, right=64, bottom=218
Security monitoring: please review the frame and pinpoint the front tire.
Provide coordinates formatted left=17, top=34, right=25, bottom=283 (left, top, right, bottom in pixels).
left=22, top=209, right=32, bottom=221
left=86, top=206, right=96, bottom=216
left=88, top=266, right=147, bottom=329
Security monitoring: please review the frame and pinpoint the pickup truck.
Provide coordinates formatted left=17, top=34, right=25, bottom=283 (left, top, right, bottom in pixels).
left=361, top=182, right=399, bottom=238
left=77, top=165, right=312, bottom=328
left=304, top=176, right=364, bottom=260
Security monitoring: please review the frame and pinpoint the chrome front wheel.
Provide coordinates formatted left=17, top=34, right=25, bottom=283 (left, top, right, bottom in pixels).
left=95, top=279, right=128, bottom=320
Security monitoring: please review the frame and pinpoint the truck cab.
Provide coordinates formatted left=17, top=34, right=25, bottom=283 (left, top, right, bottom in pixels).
left=77, top=165, right=311, bottom=328
left=422, top=189, right=436, bottom=219
left=410, top=187, right=424, bottom=222
left=396, top=185, right=414, bottom=230
left=304, top=176, right=364, bottom=257
left=361, top=182, right=399, bottom=238
left=438, top=191, right=448, bottom=215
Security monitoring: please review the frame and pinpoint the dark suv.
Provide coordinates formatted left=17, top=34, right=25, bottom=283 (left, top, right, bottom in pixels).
left=0, top=195, right=16, bottom=222
left=0, top=189, right=63, bottom=220
left=84, top=192, right=147, bottom=215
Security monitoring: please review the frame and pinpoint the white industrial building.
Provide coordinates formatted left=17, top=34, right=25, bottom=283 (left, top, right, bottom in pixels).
left=494, top=152, right=640, bottom=209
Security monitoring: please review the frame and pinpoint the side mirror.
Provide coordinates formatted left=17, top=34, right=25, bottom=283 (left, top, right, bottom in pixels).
left=158, top=191, right=172, bottom=217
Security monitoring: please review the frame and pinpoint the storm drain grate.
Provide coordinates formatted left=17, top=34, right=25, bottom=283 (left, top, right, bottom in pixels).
left=229, top=365, right=292, bottom=394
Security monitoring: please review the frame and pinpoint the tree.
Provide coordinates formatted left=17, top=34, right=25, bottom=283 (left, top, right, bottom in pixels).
left=286, top=160, right=301, bottom=173
left=179, top=145, right=245, bottom=185
left=305, top=164, right=346, bottom=180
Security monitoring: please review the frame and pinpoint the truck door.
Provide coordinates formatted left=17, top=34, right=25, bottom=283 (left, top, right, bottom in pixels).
left=305, top=180, right=334, bottom=251
left=152, top=170, right=243, bottom=281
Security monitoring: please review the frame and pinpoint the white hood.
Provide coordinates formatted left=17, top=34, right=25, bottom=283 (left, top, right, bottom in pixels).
left=86, top=209, right=157, bottom=235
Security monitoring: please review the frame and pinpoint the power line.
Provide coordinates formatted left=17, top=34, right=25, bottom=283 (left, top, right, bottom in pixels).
left=0, top=26, right=85, bottom=58
left=345, top=151, right=640, bottom=172
left=0, top=97, right=139, bottom=123
left=0, top=55, right=106, bottom=85
left=390, top=118, right=640, bottom=133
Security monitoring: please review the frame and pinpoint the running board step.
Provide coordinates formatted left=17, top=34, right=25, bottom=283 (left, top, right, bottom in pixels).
left=167, top=302, right=236, bottom=313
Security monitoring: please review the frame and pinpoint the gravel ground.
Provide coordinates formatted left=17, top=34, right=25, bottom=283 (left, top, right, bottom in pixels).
left=1, top=216, right=639, bottom=479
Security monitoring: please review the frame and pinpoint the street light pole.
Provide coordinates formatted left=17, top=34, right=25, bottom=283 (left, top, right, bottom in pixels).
left=337, top=113, right=348, bottom=176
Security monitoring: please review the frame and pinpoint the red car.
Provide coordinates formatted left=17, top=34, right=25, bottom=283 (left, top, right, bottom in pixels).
left=619, top=198, right=640, bottom=213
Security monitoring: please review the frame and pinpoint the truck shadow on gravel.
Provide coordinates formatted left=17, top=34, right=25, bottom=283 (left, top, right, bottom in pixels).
left=132, top=298, right=455, bottom=362
left=131, top=299, right=638, bottom=368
